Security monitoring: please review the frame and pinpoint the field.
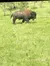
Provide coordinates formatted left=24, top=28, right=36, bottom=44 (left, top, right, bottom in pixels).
left=0, top=1, right=50, bottom=66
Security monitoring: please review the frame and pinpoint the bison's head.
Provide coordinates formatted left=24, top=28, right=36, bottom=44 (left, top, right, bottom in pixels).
left=31, top=11, right=36, bottom=20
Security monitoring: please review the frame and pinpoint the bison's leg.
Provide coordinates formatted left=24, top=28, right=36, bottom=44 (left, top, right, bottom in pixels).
left=24, top=16, right=29, bottom=23
left=12, top=16, right=16, bottom=24
left=13, top=18, right=16, bottom=24
left=22, top=19, right=25, bottom=23
left=25, top=18, right=29, bottom=23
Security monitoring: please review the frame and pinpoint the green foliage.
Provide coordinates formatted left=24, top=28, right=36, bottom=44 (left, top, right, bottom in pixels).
left=17, top=2, right=28, bottom=10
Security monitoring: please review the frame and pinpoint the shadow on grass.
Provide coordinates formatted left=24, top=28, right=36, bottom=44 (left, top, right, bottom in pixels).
left=12, top=22, right=22, bottom=25
left=29, top=21, right=37, bottom=24
left=12, top=20, right=37, bottom=25
left=16, top=22, right=23, bottom=24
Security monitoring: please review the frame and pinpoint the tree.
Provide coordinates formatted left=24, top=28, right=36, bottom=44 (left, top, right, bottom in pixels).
left=40, top=1, right=43, bottom=8
left=17, top=2, right=28, bottom=11
left=4, top=2, right=6, bottom=16
left=3, top=2, right=17, bottom=16
left=3, top=2, right=28, bottom=16
left=34, top=1, right=37, bottom=7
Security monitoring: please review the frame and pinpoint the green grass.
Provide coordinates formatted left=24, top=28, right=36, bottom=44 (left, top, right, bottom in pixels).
left=0, top=2, right=50, bottom=66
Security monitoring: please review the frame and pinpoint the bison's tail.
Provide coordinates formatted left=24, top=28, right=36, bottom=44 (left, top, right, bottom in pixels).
left=11, top=13, right=13, bottom=18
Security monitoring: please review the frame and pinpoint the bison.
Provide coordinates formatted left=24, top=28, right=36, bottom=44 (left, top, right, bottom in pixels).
left=11, top=9, right=36, bottom=24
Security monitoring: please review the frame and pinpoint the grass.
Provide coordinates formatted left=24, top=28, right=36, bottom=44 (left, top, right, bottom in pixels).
left=0, top=2, right=50, bottom=66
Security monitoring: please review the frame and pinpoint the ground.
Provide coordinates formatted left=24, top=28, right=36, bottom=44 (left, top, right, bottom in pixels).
left=0, top=1, right=50, bottom=66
